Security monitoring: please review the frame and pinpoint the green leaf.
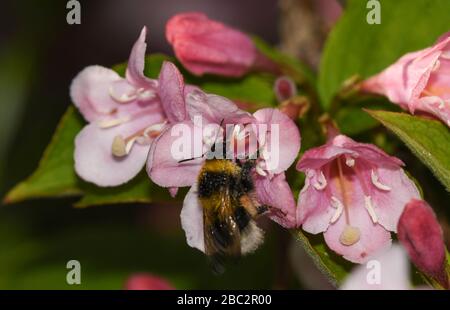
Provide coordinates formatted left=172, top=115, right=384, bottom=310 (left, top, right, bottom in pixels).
left=293, top=230, right=352, bottom=287
left=186, top=72, right=276, bottom=111
left=335, top=97, right=399, bottom=136
left=319, top=0, right=450, bottom=108
left=4, top=53, right=279, bottom=206
left=4, top=106, right=83, bottom=203
left=76, top=172, right=172, bottom=208
left=367, top=110, right=450, bottom=191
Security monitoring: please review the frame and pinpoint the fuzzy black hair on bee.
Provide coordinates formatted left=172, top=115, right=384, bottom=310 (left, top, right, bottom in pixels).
left=197, top=158, right=268, bottom=273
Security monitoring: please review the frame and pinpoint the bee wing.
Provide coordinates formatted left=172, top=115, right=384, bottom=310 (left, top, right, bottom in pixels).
left=203, top=188, right=241, bottom=259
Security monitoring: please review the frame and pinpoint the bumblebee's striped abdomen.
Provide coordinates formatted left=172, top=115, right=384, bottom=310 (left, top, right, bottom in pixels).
left=197, top=158, right=264, bottom=263
left=197, top=159, right=239, bottom=199
left=197, top=171, right=233, bottom=198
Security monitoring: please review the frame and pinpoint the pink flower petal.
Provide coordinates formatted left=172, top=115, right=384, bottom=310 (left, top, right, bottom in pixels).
left=74, top=123, right=150, bottom=187
left=147, top=122, right=203, bottom=188
left=297, top=168, right=336, bottom=233
left=125, top=26, right=157, bottom=89
left=253, top=108, right=300, bottom=174
left=297, top=143, right=355, bottom=171
left=180, top=184, right=205, bottom=253
left=70, top=66, right=122, bottom=122
left=362, top=32, right=450, bottom=126
left=254, top=173, right=297, bottom=228
left=358, top=166, right=420, bottom=232
left=415, top=96, right=450, bottom=127
left=323, top=180, right=392, bottom=263
left=186, top=89, right=254, bottom=125
left=158, top=61, right=186, bottom=123
left=168, top=187, right=179, bottom=197
left=337, top=135, right=404, bottom=167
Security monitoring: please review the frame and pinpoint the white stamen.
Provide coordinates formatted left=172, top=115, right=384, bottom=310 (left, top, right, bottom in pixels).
left=364, top=195, right=378, bottom=224
left=136, top=122, right=167, bottom=144
left=371, top=170, right=391, bottom=191
left=125, top=137, right=137, bottom=154
left=260, top=147, right=271, bottom=161
left=97, top=116, right=131, bottom=128
left=432, top=60, right=441, bottom=72
left=136, top=136, right=151, bottom=145
left=345, top=157, right=355, bottom=167
left=109, top=87, right=137, bottom=103
left=137, top=89, right=155, bottom=101
left=255, top=162, right=267, bottom=176
left=330, top=196, right=344, bottom=223
left=438, top=98, right=445, bottom=109
left=313, top=171, right=327, bottom=190
left=144, top=122, right=167, bottom=137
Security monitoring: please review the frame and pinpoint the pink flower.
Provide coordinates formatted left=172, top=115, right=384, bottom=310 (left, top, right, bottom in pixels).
left=296, top=134, right=420, bottom=263
left=147, top=88, right=254, bottom=189
left=166, top=12, right=275, bottom=77
left=398, top=199, right=448, bottom=288
left=147, top=91, right=300, bottom=251
left=124, top=273, right=174, bottom=290
left=362, top=32, right=450, bottom=127
left=70, top=27, right=186, bottom=186
left=251, top=108, right=300, bottom=228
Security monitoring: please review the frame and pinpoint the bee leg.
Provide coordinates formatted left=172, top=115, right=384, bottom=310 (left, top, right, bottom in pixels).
left=266, top=205, right=288, bottom=218
left=256, top=204, right=270, bottom=215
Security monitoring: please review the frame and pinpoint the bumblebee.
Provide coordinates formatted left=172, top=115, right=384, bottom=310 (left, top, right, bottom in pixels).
left=197, top=158, right=268, bottom=272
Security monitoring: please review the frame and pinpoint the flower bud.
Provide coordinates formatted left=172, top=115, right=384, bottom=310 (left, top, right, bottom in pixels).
left=166, top=12, right=275, bottom=77
left=124, top=273, right=174, bottom=290
left=397, top=199, right=448, bottom=288
left=274, top=76, right=297, bottom=102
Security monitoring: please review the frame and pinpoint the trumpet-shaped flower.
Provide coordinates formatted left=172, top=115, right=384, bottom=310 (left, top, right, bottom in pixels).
left=147, top=91, right=300, bottom=251
left=70, top=27, right=186, bottom=186
left=362, top=32, right=450, bottom=127
left=296, top=135, right=420, bottom=263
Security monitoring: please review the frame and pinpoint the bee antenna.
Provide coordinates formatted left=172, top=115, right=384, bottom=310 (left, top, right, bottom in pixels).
left=180, top=119, right=226, bottom=163
left=178, top=155, right=204, bottom=163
